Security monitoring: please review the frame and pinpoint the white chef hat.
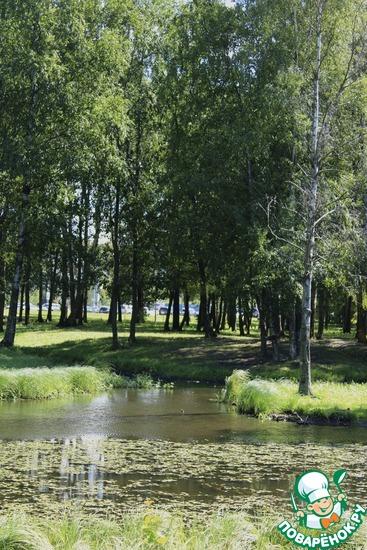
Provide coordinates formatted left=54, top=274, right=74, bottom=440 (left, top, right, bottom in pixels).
left=296, top=471, right=330, bottom=503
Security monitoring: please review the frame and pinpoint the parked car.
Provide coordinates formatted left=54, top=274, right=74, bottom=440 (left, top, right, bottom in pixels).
left=159, top=306, right=168, bottom=316
left=252, top=307, right=259, bottom=318
left=99, top=306, right=110, bottom=314
left=123, top=304, right=132, bottom=314
left=41, top=302, right=60, bottom=311
left=189, top=304, right=199, bottom=316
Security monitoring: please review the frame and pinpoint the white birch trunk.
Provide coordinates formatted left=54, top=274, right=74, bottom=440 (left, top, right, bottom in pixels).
left=299, top=1, right=323, bottom=395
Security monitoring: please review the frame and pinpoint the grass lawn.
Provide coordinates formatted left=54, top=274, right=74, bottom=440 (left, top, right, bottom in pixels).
left=0, top=314, right=261, bottom=383
left=0, top=314, right=366, bottom=385
left=225, top=370, right=367, bottom=423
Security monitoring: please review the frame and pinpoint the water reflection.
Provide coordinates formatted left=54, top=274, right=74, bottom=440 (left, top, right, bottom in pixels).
left=1, top=387, right=367, bottom=444
left=0, top=435, right=366, bottom=518
left=0, top=387, right=366, bottom=517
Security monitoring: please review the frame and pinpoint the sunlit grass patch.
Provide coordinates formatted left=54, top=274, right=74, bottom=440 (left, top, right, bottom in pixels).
left=225, top=370, right=367, bottom=422
left=0, top=366, right=123, bottom=400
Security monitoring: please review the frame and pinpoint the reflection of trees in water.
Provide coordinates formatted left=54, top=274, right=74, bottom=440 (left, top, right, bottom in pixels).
left=1, top=438, right=367, bottom=518
left=58, top=437, right=106, bottom=500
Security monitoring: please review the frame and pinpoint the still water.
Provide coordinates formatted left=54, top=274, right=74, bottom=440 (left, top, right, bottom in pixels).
left=0, top=387, right=366, bottom=516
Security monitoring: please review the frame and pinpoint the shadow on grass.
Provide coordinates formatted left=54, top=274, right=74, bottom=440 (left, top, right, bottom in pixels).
left=2, top=318, right=367, bottom=384
left=251, top=338, right=367, bottom=383
left=16, top=331, right=260, bottom=383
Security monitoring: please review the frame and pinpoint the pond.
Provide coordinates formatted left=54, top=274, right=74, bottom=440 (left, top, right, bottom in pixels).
left=0, top=386, right=366, bottom=517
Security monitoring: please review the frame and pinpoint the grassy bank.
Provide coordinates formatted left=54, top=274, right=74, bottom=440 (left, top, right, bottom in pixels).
left=1, top=511, right=366, bottom=549
left=225, top=370, right=367, bottom=423
left=1, top=316, right=367, bottom=384
left=0, top=366, right=157, bottom=400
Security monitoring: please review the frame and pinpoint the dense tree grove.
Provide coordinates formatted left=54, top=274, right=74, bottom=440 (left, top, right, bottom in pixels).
left=1, top=0, right=367, bottom=394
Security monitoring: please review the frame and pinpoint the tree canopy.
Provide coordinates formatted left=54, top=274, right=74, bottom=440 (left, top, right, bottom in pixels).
left=1, top=0, right=367, bottom=395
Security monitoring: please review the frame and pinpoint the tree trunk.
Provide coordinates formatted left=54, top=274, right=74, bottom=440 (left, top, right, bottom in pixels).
left=356, top=285, right=366, bottom=344
left=164, top=291, right=174, bottom=332
left=118, top=296, right=122, bottom=323
left=37, top=269, right=44, bottom=323
left=1, top=184, right=30, bottom=347
left=197, top=291, right=205, bottom=332
left=0, top=257, right=5, bottom=333
left=47, top=285, right=53, bottom=323
left=58, top=243, right=69, bottom=327
left=24, top=257, right=31, bottom=326
left=47, top=254, right=58, bottom=322
left=172, top=287, right=180, bottom=331
left=110, top=184, right=121, bottom=350
left=316, top=283, right=325, bottom=340
left=83, top=290, right=88, bottom=323
left=310, top=283, right=316, bottom=338
left=18, top=284, right=25, bottom=323
left=227, top=297, right=236, bottom=332
left=137, top=283, right=145, bottom=323
left=180, top=291, right=190, bottom=330
left=198, top=260, right=215, bottom=338
left=289, top=300, right=297, bottom=359
left=110, top=282, right=119, bottom=349
left=107, top=298, right=113, bottom=324
left=238, top=296, right=245, bottom=337
left=67, top=219, right=75, bottom=318
left=300, top=272, right=313, bottom=394
left=67, top=198, right=85, bottom=327
left=299, top=3, right=322, bottom=395
left=269, top=293, right=280, bottom=362
left=209, top=294, right=217, bottom=330
left=129, top=238, right=138, bottom=344
left=257, top=292, right=268, bottom=359
left=246, top=313, right=252, bottom=336
left=220, top=300, right=227, bottom=331
left=216, top=296, right=223, bottom=333
left=343, top=296, right=352, bottom=334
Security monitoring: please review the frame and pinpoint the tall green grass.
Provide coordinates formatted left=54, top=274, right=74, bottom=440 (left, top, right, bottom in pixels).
left=225, top=370, right=367, bottom=422
left=0, top=366, right=124, bottom=400
left=0, top=366, right=170, bottom=400
left=0, top=510, right=366, bottom=549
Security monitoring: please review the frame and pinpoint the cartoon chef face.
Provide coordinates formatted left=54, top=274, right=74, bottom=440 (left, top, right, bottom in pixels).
left=307, top=496, right=334, bottom=517
left=294, top=469, right=348, bottom=531
left=296, top=470, right=333, bottom=516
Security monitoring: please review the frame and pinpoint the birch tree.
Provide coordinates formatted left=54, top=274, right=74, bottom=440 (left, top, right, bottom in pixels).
left=296, top=0, right=367, bottom=394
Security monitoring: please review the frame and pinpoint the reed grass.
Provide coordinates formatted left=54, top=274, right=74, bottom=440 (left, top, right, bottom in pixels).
left=225, top=370, right=367, bottom=422
left=0, top=366, right=150, bottom=400
left=0, top=510, right=366, bottom=549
